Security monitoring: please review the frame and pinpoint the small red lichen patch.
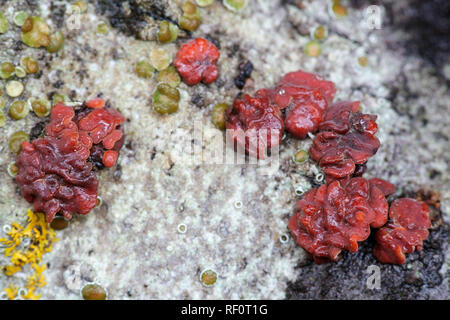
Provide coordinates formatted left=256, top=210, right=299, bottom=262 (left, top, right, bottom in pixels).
left=85, top=98, right=106, bottom=109
left=75, top=99, right=126, bottom=168
left=16, top=104, right=98, bottom=222
left=15, top=100, right=125, bottom=222
left=174, top=38, right=220, bottom=86
left=225, top=92, right=284, bottom=159
left=374, top=198, right=431, bottom=264
left=289, top=177, right=393, bottom=263
left=310, top=101, right=380, bottom=182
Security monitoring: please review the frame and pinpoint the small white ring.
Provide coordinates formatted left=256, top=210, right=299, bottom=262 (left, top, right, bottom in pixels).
left=279, top=234, right=289, bottom=244
left=315, top=173, right=324, bottom=183
left=2, top=224, right=11, bottom=234
left=234, top=201, right=243, bottom=209
left=177, top=224, right=187, bottom=234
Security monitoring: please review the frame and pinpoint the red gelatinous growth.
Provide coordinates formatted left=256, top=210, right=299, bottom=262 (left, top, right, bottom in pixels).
left=76, top=103, right=126, bottom=168
left=16, top=104, right=98, bottom=222
left=174, top=38, right=220, bottom=86
left=289, top=177, right=394, bottom=263
left=225, top=91, right=284, bottom=159
left=310, top=101, right=381, bottom=182
left=374, top=198, right=431, bottom=264
left=259, top=71, right=336, bottom=139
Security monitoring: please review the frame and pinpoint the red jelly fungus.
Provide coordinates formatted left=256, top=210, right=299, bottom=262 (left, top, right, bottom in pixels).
left=15, top=100, right=125, bottom=222
left=289, top=177, right=394, bottom=263
left=310, top=101, right=380, bottom=182
left=174, top=38, right=220, bottom=86
left=16, top=104, right=98, bottom=222
left=225, top=92, right=284, bottom=159
left=374, top=198, right=431, bottom=264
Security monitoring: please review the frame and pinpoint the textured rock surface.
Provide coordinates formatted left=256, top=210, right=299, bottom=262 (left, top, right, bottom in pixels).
left=0, top=0, right=448, bottom=299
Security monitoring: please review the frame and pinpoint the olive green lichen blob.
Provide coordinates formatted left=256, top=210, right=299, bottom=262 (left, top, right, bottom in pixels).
left=152, top=84, right=180, bottom=115
left=211, top=103, right=228, bottom=130
left=0, top=12, right=8, bottom=34
left=20, top=57, right=39, bottom=74
left=304, top=40, right=321, bottom=57
left=81, top=283, right=107, bottom=300
left=157, top=21, right=178, bottom=44
left=5, top=81, right=24, bottom=98
left=157, top=66, right=181, bottom=88
left=180, top=1, right=201, bottom=31
left=135, top=60, right=155, bottom=79
left=0, top=62, right=15, bottom=79
left=223, top=0, right=247, bottom=12
left=293, top=149, right=309, bottom=163
left=9, top=100, right=29, bottom=120
left=200, top=269, right=217, bottom=287
left=46, top=31, right=64, bottom=53
left=30, top=98, right=50, bottom=117
left=13, top=11, right=29, bottom=27
left=21, top=16, right=50, bottom=48
left=196, top=0, right=214, bottom=7
left=9, top=131, right=30, bottom=154
left=150, top=48, right=171, bottom=71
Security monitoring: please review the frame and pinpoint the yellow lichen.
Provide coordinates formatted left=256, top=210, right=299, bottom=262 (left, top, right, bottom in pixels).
left=0, top=210, right=58, bottom=300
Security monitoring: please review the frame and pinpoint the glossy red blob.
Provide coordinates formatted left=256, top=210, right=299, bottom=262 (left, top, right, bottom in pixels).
left=374, top=198, right=431, bottom=264
left=310, top=101, right=381, bottom=182
left=174, top=38, right=220, bottom=86
left=289, top=177, right=394, bottom=263
left=75, top=100, right=126, bottom=168
left=16, top=104, right=98, bottom=222
left=256, top=71, right=335, bottom=139
left=225, top=92, right=284, bottom=159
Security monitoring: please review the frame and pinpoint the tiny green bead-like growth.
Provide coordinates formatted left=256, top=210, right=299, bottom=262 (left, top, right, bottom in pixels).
left=7, top=162, right=19, bottom=178
left=223, top=0, right=247, bottom=12
left=135, top=60, right=155, bottom=78
left=150, top=48, right=171, bottom=71
left=20, top=56, right=39, bottom=74
left=152, top=83, right=180, bottom=114
left=200, top=269, right=217, bottom=287
left=9, top=100, right=30, bottom=120
left=72, top=1, right=88, bottom=13
left=304, top=40, right=321, bottom=57
left=0, top=110, right=5, bottom=128
left=13, top=11, right=29, bottom=27
left=30, top=98, right=51, bottom=117
left=196, top=0, right=214, bottom=7
left=211, top=103, right=228, bottom=130
left=21, top=16, right=50, bottom=48
left=96, top=22, right=109, bottom=35
left=157, top=21, right=178, bottom=44
left=9, top=131, right=30, bottom=154
left=179, top=1, right=201, bottom=31
left=14, top=66, right=27, bottom=78
left=157, top=66, right=181, bottom=88
left=0, top=62, right=15, bottom=79
left=50, top=216, right=69, bottom=230
left=0, top=12, right=8, bottom=34
left=46, top=31, right=64, bottom=53
left=313, top=25, right=327, bottom=41
left=5, top=80, right=24, bottom=98
left=52, top=93, right=69, bottom=106
left=81, top=283, right=107, bottom=300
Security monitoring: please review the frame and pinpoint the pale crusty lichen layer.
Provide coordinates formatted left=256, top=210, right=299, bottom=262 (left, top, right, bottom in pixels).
left=0, top=0, right=448, bottom=299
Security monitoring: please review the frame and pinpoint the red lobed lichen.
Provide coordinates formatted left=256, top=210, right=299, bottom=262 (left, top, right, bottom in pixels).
left=16, top=104, right=98, bottom=222
left=225, top=91, right=284, bottom=159
left=374, top=198, right=431, bottom=264
left=309, top=101, right=381, bottom=182
left=15, top=99, right=125, bottom=222
left=289, top=177, right=395, bottom=263
left=174, top=38, right=220, bottom=86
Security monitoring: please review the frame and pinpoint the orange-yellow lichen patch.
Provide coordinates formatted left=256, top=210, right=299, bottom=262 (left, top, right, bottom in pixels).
left=0, top=210, right=57, bottom=300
